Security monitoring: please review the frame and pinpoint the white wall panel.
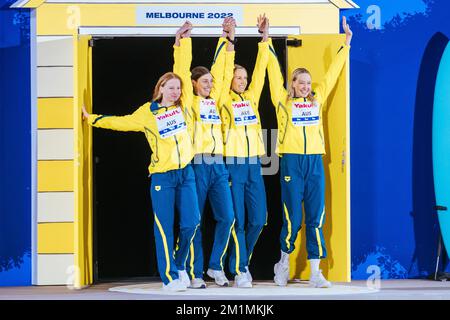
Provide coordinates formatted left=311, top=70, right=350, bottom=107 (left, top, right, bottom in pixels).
left=37, top=192, right=74, bottom=223
left=37, top=36, right=73, bottom=66
left=38, top=129, right=74, bottom=160
left=37, top=254, right=74, bottom=285
left=37, top=67, right=73, bottom=97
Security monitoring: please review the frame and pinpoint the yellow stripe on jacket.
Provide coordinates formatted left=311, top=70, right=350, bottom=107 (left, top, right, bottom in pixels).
left=219, top=41, right=269, bottom=158
left=267, top=38, right=350, bottom=155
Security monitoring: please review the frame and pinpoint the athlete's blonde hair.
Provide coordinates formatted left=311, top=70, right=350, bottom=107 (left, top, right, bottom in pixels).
left=233, top=64, right=247, bottom=74
left=288, top=68, right=316, bottom=103
left=152, top=72, right=183, bottom=106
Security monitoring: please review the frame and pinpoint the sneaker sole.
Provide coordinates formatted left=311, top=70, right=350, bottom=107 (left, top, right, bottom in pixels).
left=189, top=285, right=207, bottom=289
left=274, top=279, right=288, bottom=286
left=274, top=264, right=289, bottom=286
left=206, top=270, right=229, bottom=287
left=217, top=282, right=229, bottom=287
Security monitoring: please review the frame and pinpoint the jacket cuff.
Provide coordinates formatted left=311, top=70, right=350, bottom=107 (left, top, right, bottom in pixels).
left=88, top=114, right=100, bottom=126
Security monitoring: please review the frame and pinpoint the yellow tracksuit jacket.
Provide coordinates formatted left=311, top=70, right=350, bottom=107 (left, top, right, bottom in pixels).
left=188, top=38, right=234, bottom=155
left=267, top=38, right=350, bottom=155
left=87, top=37, right=194, bottom=174
left=219, top=41, right=270, bottom=158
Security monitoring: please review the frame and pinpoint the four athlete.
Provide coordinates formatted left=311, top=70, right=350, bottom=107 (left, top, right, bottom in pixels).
left=82, top=14, right=352, bottom=292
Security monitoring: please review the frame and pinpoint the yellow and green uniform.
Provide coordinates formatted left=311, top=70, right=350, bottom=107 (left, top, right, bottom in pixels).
left=267, top=38, right=350, bottom=259
left=181, top=38, right=236, bottom=279
left=219, top=40, right=270, bottom=275
left=220, top=41, right=269, bottom=158
left=190, top=37, right=232, bottom=156
left=87, top=37, right=201, bottom=285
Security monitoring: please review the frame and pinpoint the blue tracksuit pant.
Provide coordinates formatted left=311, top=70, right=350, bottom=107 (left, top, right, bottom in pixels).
left=279, top=154, right=327, bottom=260
left=186, top=156, right=235, bottom=279
left=226, top=156, right=267, bottom=275
left=150, top=164, right=201, bottom=285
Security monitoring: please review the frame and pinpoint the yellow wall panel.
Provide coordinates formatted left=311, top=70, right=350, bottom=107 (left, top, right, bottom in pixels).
left=37, top=4, right=136, bottom=35
left=73, top=35, right=94, bottom=287
left=38, top=98, right=73, bottom=128
left=38, top=222, right=74, bottom=254
left=287, top=34, right=350, bottom=282
left=243, top=4, right=339, bottom=34
left=38, top=160, right=74, bottom=192
left=36, top=3, right=339, bottom=35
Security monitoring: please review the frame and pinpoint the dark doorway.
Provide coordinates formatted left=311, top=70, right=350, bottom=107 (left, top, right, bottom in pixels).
left=92, top=36, right=286, bottom=282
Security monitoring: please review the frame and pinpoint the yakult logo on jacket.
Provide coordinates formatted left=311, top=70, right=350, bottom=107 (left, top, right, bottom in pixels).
left=232, top=100, right=257, bottom=126
left=156, top=109, right=180, bottom=121
left=200, top=99, right=221, bottom=124
left=233, top=102, right=251, bottom=108
left=155, top=107, right=187, bottom=138
left=293, top=102, right=313, bottom=109
left=291, top=101, right=320, bottom=127
left=201, top=100, right=216, bottom=107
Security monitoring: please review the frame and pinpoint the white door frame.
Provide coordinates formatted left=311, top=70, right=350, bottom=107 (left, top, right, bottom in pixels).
left=79, top=26, right=300, bottom=37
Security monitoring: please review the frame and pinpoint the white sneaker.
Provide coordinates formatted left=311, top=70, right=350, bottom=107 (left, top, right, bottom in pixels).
left=207, top=269, right=229, bottom=287
left=309, top=270, right=332, bottom=288
left=245, top=266, right=253, bottom=282
left=190, top=278, right=207, bottom=289
left=274, top=261, right=289, bottom=286
left=162, top=279, right=187, bottom=292
left=178, top=270, right=191, bottom=288
left=234, top=272, right=252, bottom=288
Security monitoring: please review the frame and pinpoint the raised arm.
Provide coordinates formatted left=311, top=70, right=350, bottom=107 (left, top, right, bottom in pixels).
left=218, top=18, right=236, bottom=108
left=266, top=21, right=288, bottom=107
left=246, top=14, right=270, bottom=105
left=314, top=16, right=352, bottom=103
left=82, top=104, right=145, bottom=132
left=173, top=21, right=194, bottom=111
left=209, top=18, right=234, bottom=100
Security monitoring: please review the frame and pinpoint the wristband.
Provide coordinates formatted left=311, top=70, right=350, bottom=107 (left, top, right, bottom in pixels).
left=227, top=36, right=237, bottom=45
left=258, top=29, right=264, bottom=34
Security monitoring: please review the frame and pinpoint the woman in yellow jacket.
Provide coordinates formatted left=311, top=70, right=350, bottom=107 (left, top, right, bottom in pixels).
left=182, top=18, right=236, bottom=289
left=266, top=17, right=353, bottom=288
left=219, top=15, right=270, bottom=288
left=82, top=22, right=199, bottom=292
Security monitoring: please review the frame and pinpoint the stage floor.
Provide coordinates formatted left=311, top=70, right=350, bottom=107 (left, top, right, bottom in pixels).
left=1, top=280, right=449, bottom=300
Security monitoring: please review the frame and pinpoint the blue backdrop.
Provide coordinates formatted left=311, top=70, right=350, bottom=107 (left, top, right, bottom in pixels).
left=344, top=0, right=450, bottom=279
left=0, top=0, right=31, bottom=286
left=0, top=0, right=449, bottom=286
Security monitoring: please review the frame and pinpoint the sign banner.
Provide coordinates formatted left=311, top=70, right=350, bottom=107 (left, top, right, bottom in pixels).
left=137, top=6, right=244, bottom=25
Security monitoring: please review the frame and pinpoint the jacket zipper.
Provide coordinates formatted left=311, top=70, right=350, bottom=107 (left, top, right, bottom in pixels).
left=303, top=127, right=307, bottom=154
left=174, top=135, right=181, bottom=169
left=211, top=124, right=216, bottom=154
left=303, top=98, right=307, bottom=154
left=238, top=94, right=250, bottom=158
left=155, top=105, right=182, bottom=169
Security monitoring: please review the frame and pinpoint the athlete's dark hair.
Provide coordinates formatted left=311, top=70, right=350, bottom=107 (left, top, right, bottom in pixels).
left=191, top=66, right=210, bottom=81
